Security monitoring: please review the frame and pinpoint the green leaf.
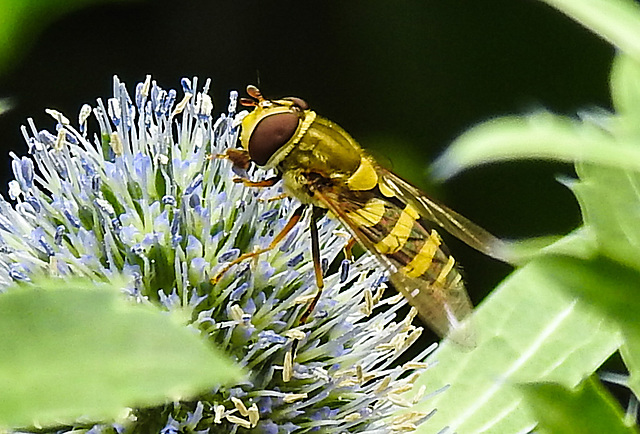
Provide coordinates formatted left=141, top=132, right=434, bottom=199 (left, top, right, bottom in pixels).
left=413, top=254, right=621, bottom=433
left=0, top=279, right=242, bottom=429
left=431, top=112, right=640, bottom=180
left=610, top=54, right=640, bottom=121
left=571, top=55, right=640, bottom=273
left=533, top=254, right=640, bottom=398
left=520, top=376, right=639, bottom=434
left=569, top=162, right=640, bottom=271
left=622, top=343, right=640, bottom=406
left=538, top=0, right=640, bottom=63
left=502, top=227, right=597, bottom=265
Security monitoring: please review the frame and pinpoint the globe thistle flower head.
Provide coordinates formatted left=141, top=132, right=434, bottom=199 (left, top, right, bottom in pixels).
left=5, top=76, right=436, bottom=432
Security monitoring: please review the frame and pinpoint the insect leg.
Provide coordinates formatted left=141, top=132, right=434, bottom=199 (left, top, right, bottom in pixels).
left=343, top=237, right=357, bottom=261
left=233, top=176, right=280, bottom=188
left=210, top=204, right=305, bottom=284
left=209, top=148, right=252, bottom=170
left=258, top=192, right=289, bottom=203
left=299, top=206, right=325, bottom=325
left=290, top=206, right=325, bottom=361
left=212, top=148, right=283, bottom=188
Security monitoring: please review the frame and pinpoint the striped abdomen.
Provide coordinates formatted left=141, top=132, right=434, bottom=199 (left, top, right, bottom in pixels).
left=345, top=195, right=462, bottom=288
left=339, top=188, right=472, bottom=339
left=302, top=142, right=476, bottom=339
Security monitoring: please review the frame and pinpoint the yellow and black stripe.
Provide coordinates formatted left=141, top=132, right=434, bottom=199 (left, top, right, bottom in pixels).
left=342, top=187, right=461, bottom=291
left=312, top=153, right=471, bottom=338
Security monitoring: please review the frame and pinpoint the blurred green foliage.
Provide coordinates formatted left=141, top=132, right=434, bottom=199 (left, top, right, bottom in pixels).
left=521, top=376, right=638, bottom=434
left=0, top=0, right=134, bottom=76
left=0, top=279, right=241, bottom=430
left=415, top=0, right=640, bottom=432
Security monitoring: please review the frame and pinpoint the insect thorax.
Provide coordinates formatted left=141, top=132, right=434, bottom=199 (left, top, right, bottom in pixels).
left=277, top=116, right=365, bottom=205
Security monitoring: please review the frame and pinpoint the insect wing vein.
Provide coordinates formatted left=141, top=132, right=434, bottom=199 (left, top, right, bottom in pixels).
left=378, top=168, right=511, bottom=262
left=311, top=181, right=473, bottom=340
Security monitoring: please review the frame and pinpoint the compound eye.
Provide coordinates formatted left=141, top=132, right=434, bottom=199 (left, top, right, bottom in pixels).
left=248, top=113, right=300, bottom=166
left=284, top=97, right=309, bottom=111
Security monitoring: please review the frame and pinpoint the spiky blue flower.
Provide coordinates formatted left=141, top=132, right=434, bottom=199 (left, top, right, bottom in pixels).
left=4, top=76, right=436, bottom=432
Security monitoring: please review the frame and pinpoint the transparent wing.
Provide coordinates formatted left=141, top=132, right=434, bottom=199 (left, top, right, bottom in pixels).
left=378, top=168, right=513, bottom=262
left=311, top=182, right=474, bottom=343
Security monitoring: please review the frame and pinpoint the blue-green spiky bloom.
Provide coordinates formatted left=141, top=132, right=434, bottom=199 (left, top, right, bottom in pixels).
left=4, top=76, right=435, bottom=433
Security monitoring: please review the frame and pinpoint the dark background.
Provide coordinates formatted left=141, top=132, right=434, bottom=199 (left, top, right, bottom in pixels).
left=0, top=0, right=613, bottom=304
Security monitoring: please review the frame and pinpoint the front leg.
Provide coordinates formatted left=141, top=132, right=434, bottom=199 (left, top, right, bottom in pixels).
left=219, top=148, right=252, bottom=171
left=211, top=148, right=282, bottom=188
left=233, top=175, right=281, bottom=188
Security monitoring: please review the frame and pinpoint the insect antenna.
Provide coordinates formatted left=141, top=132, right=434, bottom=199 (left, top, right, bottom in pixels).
left=246, top=84, right=265, bottom=101
left=239, top=97, right=257, bottom=107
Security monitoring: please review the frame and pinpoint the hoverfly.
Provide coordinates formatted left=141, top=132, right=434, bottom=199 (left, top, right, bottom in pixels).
left=212, top=85, right=509, bottom=342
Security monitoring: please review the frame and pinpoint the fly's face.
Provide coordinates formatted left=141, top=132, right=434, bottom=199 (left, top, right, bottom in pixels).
left=239, top=85, right=315, bottom=168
